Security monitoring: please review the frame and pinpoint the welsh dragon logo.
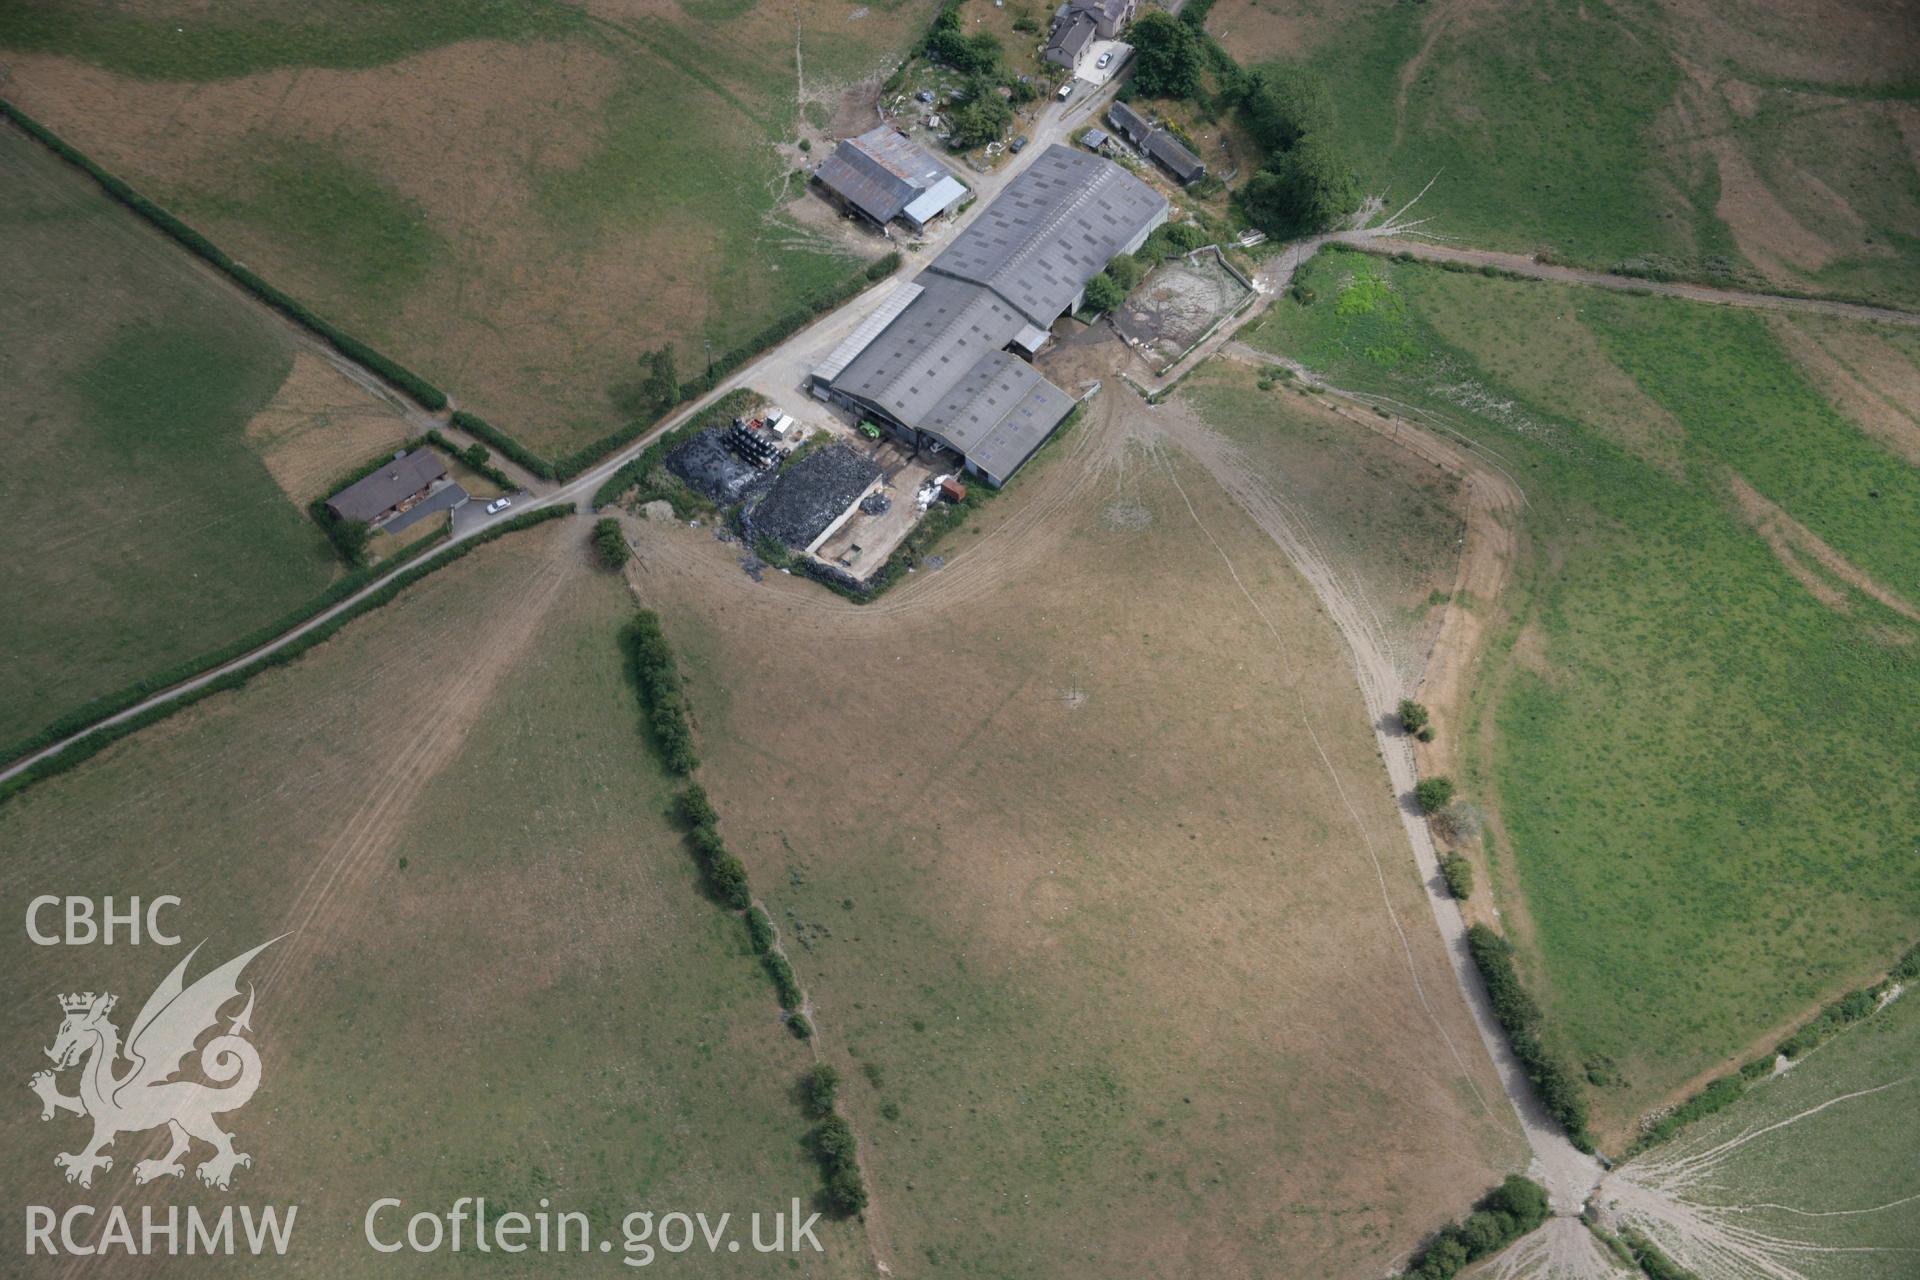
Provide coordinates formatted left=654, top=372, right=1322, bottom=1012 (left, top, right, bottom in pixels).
left=29, top=938, right=281, bottom=1191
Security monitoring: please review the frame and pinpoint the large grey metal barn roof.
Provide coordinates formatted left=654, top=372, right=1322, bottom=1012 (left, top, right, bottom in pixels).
left=824, top=145, right=1159, bottom=484
left=326, top=449, right=446, bottom=523
left=830, top=271, right=1029, bottom=428
left=814, top=127, right=955, bottom=224
left=928, top=144, right=1167, bottom=326
left=921, top=351, right=1075, bottom=483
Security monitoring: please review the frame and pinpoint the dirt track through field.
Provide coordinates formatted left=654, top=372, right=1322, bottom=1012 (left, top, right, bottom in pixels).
left=43, top=530, right=576, bottom=1275
left=1133, top=369, right=1608, bottom=1218
left=1342, top=236, right=1920, bottom=328
left=257, top=535, right=573, bottom=1007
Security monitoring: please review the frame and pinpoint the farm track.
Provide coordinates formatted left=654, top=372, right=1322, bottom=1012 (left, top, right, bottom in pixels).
left=11, top=74, right=1920, bottom=1272
left=1340, top=235, right=1920, bottom=329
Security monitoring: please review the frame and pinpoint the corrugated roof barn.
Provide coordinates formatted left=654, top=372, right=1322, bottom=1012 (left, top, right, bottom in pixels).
left=813, top=127, right=965, bottom=228
left=1108, top=102, right=1207, bottom=186
left=816, top=145, right=1166, bottom=486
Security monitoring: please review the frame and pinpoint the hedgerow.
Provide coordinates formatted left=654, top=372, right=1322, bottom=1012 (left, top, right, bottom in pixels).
left=619, top=610, right=698, bottom=774
left=2, top=102, right=447, bottom=411
left=1400, top=1176, right=1550, bottom=1280
left=1619, top=1228, right=1701, bottom=1280
left=677, top=254, right=900, bottom=402
left=0, top=503, right=450, bottom=777
left=450, top=410, right=555, bottom=481
left=745, top=905, right=777, bottom=955
left=425, top=428, right=515, bottom=490
left=1466, top=924, right=1595, bottom=1151
left=1628, top=939, right=1918, bottom=1154
left=0, top=505, right=572, bottom=804
left=808, top=1116, right=869, bottom=1217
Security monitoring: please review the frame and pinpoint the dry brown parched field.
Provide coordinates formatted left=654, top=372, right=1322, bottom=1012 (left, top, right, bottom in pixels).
left=626, top=391, right=1524, bottom=1277
left=0, top=0, right=927, bottom=455
left=2, top=523, right=869, bottom=1276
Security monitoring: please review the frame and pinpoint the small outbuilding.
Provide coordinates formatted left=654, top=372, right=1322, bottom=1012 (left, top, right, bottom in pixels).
left=326, top=449, right=449, bottom=526
left=1108, top=102, right=1207, bottom=186
left=814, top=127, right=968, bottom=232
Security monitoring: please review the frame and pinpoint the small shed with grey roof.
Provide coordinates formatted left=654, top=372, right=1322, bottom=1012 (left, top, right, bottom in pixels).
left=1107, top=102, right=1207, bottom=186
left=326, top=449, right=449, bottom=526
left=813, top=127, right=967, bottom=230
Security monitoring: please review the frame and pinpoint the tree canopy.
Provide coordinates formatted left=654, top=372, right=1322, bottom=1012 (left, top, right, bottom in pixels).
left=1128, top=11, right=1205, bottom=101
left=1081, top=272, right=1126, bottom=314
left=1242, top=65, right=1335, bottom=153
left=1242, top=137, right=1359, bottom=235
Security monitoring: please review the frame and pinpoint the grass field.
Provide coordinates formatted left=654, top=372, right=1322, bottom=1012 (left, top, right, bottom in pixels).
left=628, top=412, right=1524, bottom=1278
left=1249, top=251, right=1920, bottom=1145
left=1180, top=362, right=1468, bottom=680
left=2, top=523, right=867, bottom=1275
left=1209, top=0, right=1920, bottom=307
left=0, top=0, right=927, bottom=455
left=1597, top=988, right=1920, bottom=1279
left=0, top=122, right=417, bottom=752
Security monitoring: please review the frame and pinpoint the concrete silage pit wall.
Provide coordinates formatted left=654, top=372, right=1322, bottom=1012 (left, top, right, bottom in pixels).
left=1115, top=250, right=1255, bottom=369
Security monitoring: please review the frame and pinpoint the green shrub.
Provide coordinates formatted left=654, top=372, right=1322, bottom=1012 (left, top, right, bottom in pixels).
left=619, top=610, right=699, bottom=774
left=591, top=517, right=631, bottom=570
left=1241, top=137, right=1360, bottom=236
left=1400, top=1175, right=1549, bottom=1278
left=763, top=951, right=802, bottom=1010
left=802, top=1063, right=841, bottom=1118
left=1466, top=924, right=1593, bottom=1149
left=1415, top=776, right=1456, bottom=813
left=1399, top=698, right=1431, bottom=734
left=451, top=410, right=555, bottom=481
left=824, top=1165, right=868, bottom=1216
left=788, top=1012, right=813, bottom=1039
left=423, top=429, right=516, bottom=489
left=1082, top=272, right=1126, bottom=314
left=745, top=905, right=776, bottom=955
left=676, top=783, right=718, bottom=830
left=706, top=851, right=751, bottom=910
left=1440, top=853, right=1474, bottom=900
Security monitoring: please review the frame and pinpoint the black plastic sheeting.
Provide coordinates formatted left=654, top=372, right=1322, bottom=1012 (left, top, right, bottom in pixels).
left=665, top=429, right=772, bottom=505
left=743, top=444, right=881, bottom=550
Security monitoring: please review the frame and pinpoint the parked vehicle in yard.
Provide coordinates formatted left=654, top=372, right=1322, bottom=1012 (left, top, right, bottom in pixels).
left=486, top=497, right=513, bottom=515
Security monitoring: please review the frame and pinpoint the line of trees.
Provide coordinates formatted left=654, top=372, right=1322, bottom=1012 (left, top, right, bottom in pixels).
left=620, top=611, right=699, bottom=775
left=1466, top=923, right=1595, bottom=1151
left=1399, top=1176, right=1550, bottom=1280
left=620, top=634, right=870, bottom=1216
